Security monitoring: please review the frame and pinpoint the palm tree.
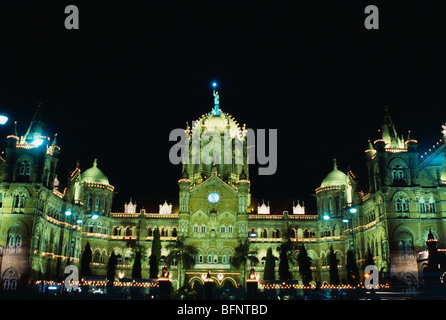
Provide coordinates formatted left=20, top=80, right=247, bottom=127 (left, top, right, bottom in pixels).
left=166, top=237, right=198, bottom=289
left=231, top=239, right=259, bottom=286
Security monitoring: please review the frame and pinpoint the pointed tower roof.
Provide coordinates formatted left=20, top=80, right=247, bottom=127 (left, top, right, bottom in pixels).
left=381, top=106, right=405, bottom=148
left=24, top=103, right=45, bottom=142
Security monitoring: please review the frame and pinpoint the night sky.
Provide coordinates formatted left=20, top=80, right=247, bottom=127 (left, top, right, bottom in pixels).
left=0, top=2, right=445, bottom=213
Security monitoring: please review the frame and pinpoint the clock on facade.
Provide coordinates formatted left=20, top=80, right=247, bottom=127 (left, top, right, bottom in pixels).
left=207, top=192, right=220, bottom=204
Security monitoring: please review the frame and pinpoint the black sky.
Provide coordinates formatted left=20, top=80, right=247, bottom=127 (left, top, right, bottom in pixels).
left=0, top=1, right=445, bottom=213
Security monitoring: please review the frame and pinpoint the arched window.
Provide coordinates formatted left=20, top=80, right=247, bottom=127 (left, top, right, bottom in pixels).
left=228, top=226, right=233, bottom=234
left=419, top=197, right=426, bottom=213
left=393, top=191, right=410, bottom=216
left=172, top=228, right=177, bottom=237
left=113, top=227, right=118, bottom=236
left=262, top=229, right=268, bottom=238
left=125, top=227, right=132, bottom=236
left=95, top=197, right=100, bottom=212
left=220, top=226, right=226, bottom=233
left=428, top=196, right=436, bottom=213
left=147, top=227, right=152, bottom=237
left=201, top=225, right=206, bottom=233
left=193, top=225, right=199, bottom=233
left=19, top=161, right=31, bottom=176
left=87, top=221, right=94, bottom=233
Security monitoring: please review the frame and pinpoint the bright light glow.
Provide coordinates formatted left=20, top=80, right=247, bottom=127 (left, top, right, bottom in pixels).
left=76, top=219, right=83, bottom=224
left=349, top=207, right=357, bottom=214
left=32, top=138, right=44, bottom=146
left=212, top=82, right=217, bottom=87
left=0, top=115, right=8, bottom=125
left=92, top=214, right=99, bottom=220
left=65, top=210, right=72, bottom=216
left=322, top=214, right=330, bottom=221
left=342, top=219, right=349, bottom=223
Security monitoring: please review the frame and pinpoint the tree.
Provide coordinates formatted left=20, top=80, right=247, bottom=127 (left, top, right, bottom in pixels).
left=328, top=245, right=340, bottom=285
left=263, top=247, right=276, bottom=281
left=365, top=248, right=374, bottom=266
left=149, top=228, right=161, bottom=279
left=277, top=227, right=298, bottom=281
left=107, top=251, right=118, bottom=285
left=132, top=251, right=142, bottom=279
left=346, top=249, right=360, bottom=286
left=125, top=239, right=146, bottom=279
left=297, top=244, right=312, bottom=287
left=166, top=237, right=198, bottom=288
left=80, top=242, right=92, bottom=278
left=232, top=239, right=259, bottom=285
left=278, top=241, right=292, bottom=281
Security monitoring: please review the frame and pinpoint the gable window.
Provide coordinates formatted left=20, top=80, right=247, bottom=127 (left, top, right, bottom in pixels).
left=19, top=161, right=31, bottom=176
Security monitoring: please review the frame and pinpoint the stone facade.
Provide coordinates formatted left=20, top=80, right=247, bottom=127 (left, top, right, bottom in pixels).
left=0, top=103, right=445, bottom=292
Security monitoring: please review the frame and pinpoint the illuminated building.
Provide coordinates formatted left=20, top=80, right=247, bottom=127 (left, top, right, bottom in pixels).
left=0, top=99, right=445, bottom=293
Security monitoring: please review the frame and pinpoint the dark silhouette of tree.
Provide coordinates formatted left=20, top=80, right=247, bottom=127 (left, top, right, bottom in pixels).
left=263, top=247, right=276, bottom=281
left=277, top=227, right=298, bottom=281
left=232, top=239, right=259, bottom=285
left=107, top=251, right=118, bottom=284
left=132, top=251, right=142, bottom=279
left=297, top=244, right=312, bottom=286
left=80, top=241, right=92, bottom=278
left=365, top=247, right=374, bottom=266
left=278, top=241, right=292, bottom=281
left=328, top=245, right=340, bottom=285
left=149, top=228, right=161, bottom=279
left=166, top=237, right=198, bottom=288
left=346, top=249, right=360, bottom=286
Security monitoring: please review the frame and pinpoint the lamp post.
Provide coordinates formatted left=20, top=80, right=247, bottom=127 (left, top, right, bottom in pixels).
left=342, top=206, right=357, bottom=259
left=65, top=210, right=82, bottom=266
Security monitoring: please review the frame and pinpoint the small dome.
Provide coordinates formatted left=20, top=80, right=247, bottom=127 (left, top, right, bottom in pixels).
left=82, top=159, right=110, bottom=184
left=320, top=159, right=347, bottom=187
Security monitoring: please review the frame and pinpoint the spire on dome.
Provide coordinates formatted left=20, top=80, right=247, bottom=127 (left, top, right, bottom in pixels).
left=93, top=158, right=98, bottom=167
left=211, top=82, right=221, bottom=115
left=333, top=158, right=338, bottom=170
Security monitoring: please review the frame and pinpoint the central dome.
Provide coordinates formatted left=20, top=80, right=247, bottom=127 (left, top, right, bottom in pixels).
left=204, top=114, right=229, bottom=134
left=320, top=159, right=347, bottom=187
left=82, top=159, right=110, bottom=184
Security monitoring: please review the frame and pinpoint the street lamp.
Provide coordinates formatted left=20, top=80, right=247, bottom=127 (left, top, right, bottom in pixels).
left=322, top=213, right=331, bottom=221
left=349, top=207, right=357, bottom=214
left=0, top=115, right=8, bottom=125
left=92, top=214, right=99, bottom=220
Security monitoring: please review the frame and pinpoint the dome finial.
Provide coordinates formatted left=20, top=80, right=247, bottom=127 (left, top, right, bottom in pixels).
left=93, top=158, right=98, bottom=167
left=211, top=82, right=221, bottom=115
left=333, top=158, right=337, bottom=170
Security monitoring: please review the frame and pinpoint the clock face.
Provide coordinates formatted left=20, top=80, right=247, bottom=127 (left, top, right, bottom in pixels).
left=207, top=192, right=220, bottom=204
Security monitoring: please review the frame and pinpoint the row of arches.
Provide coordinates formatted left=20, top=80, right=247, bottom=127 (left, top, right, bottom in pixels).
left=250, top=228, right=317, bottom=239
